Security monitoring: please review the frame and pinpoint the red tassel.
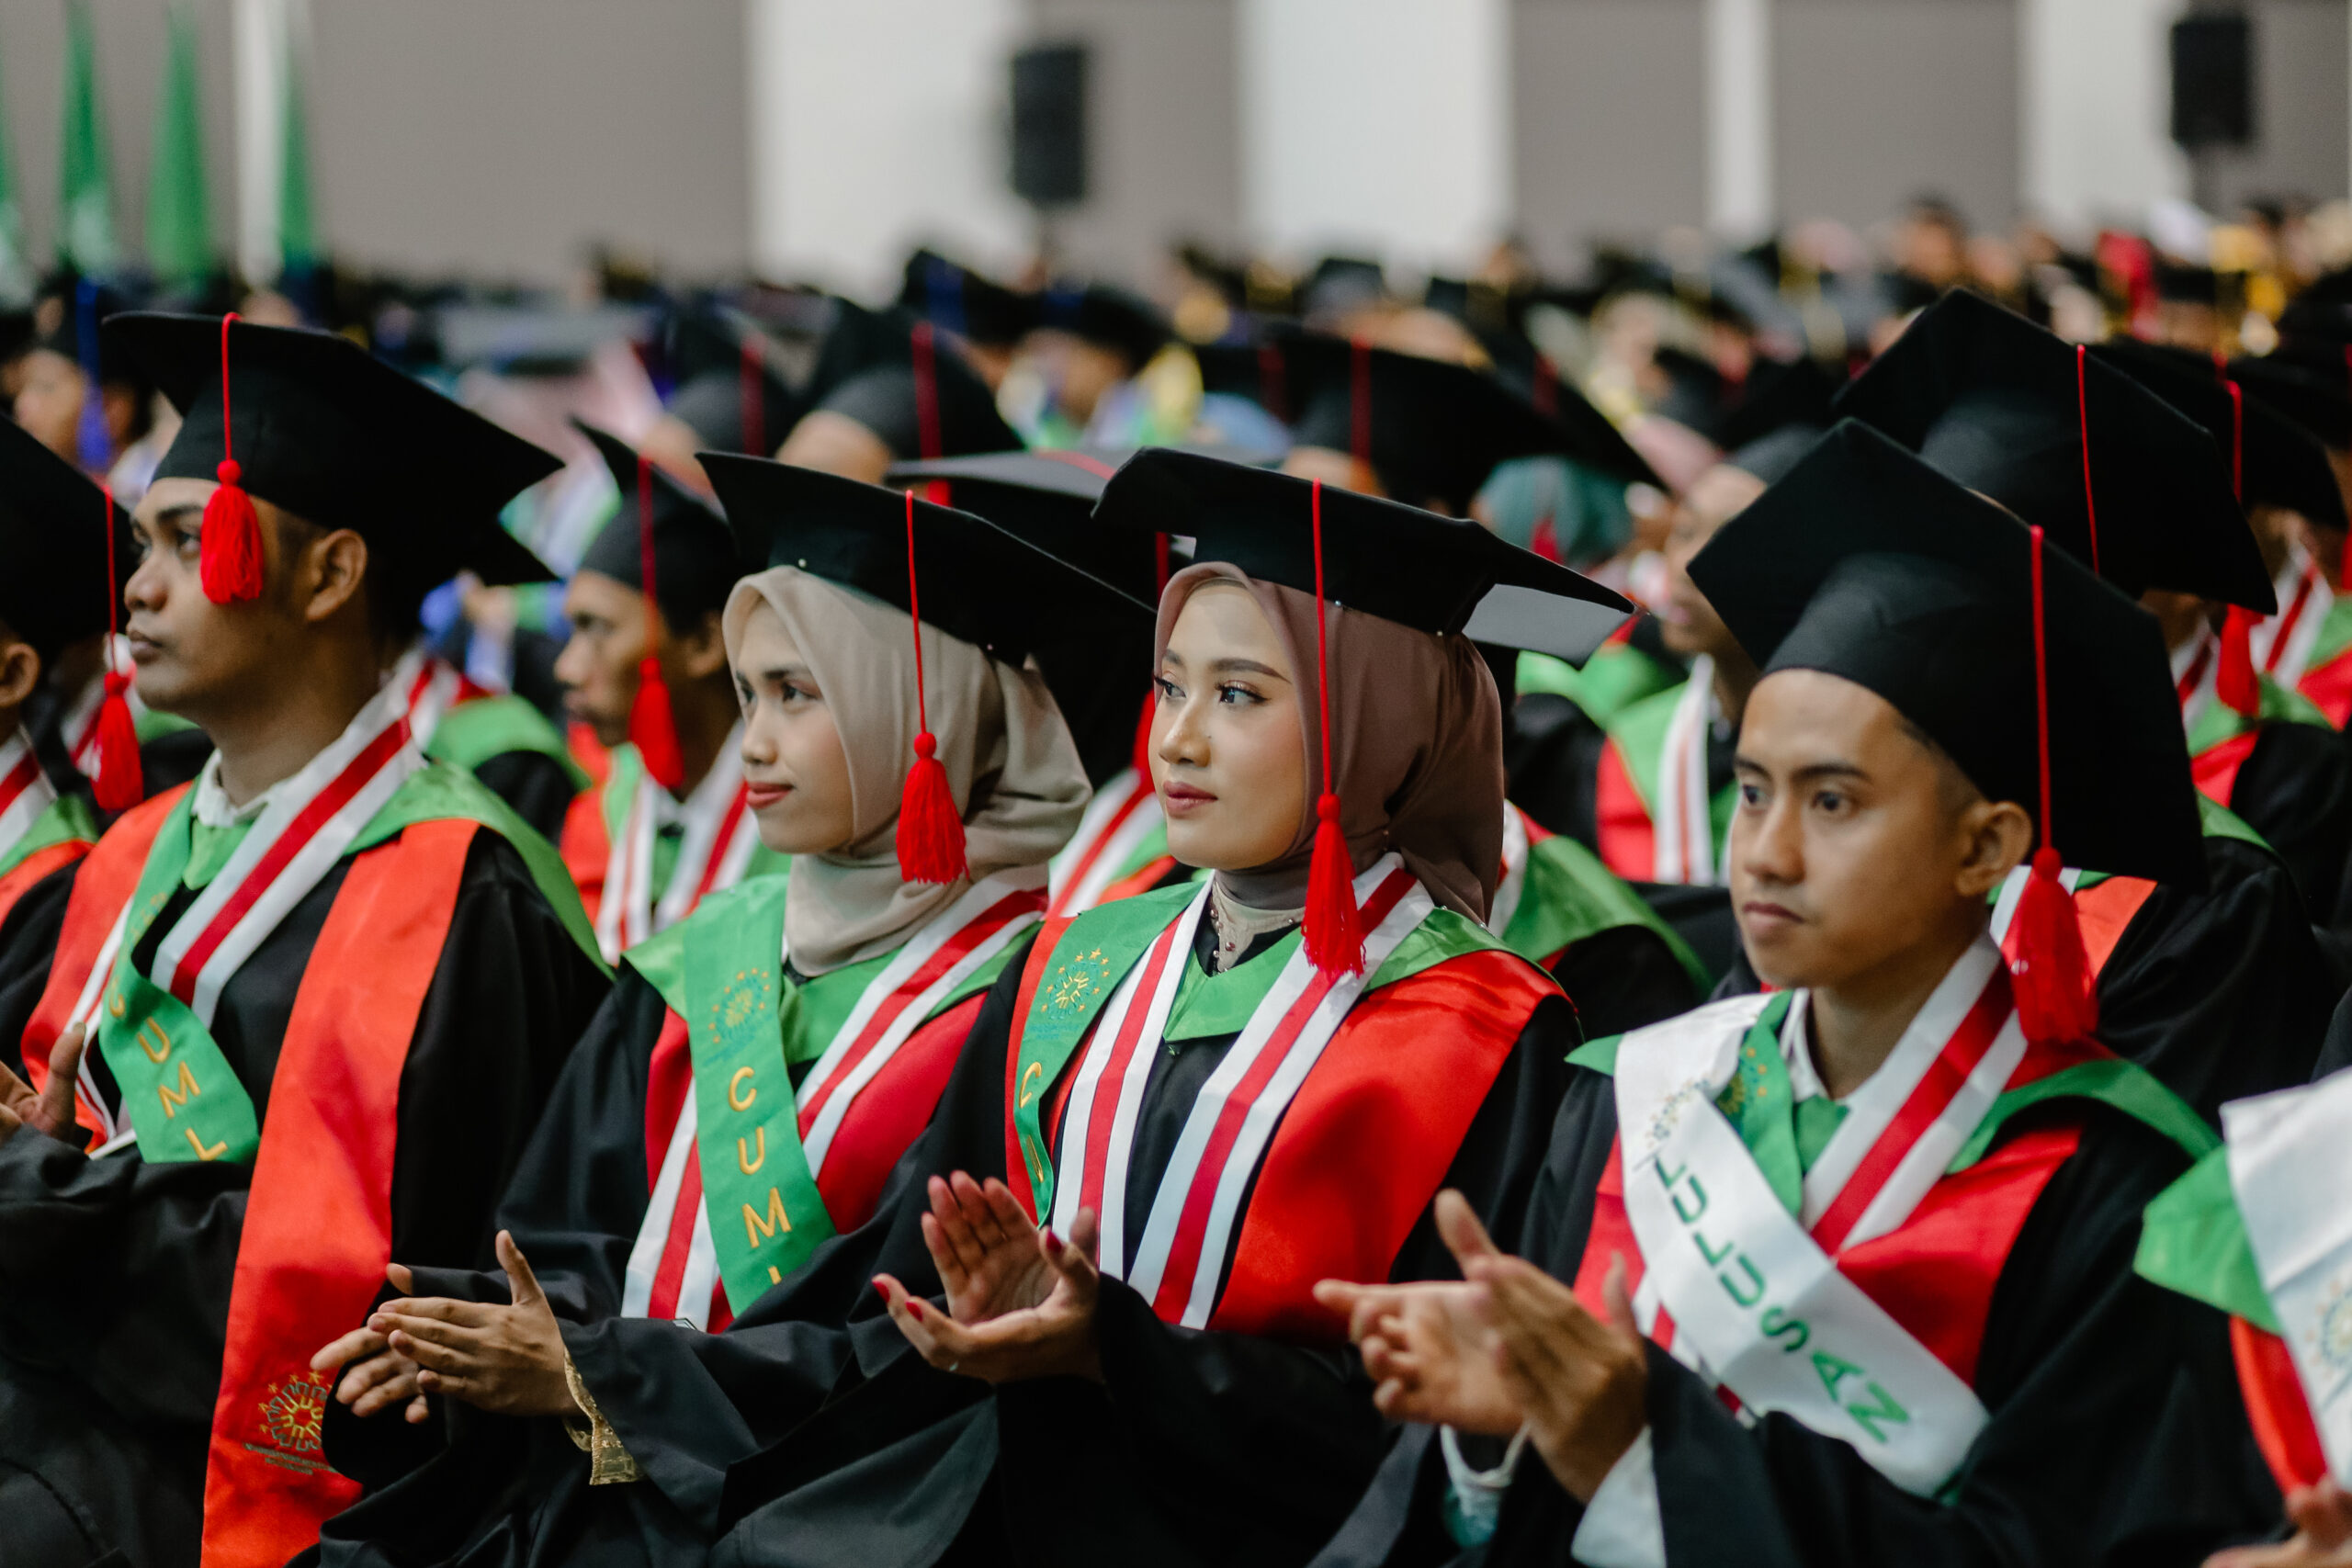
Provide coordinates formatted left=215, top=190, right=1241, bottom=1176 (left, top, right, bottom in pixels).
left=2218, top=606, right=2262, bottom=717
left=1303, top=794, right=1364, bottom=979
left=1130, top=693, right=1158, bottom=782
left=90, top=671, right=142, bottom=812
left=896, top=731, right=967, bottom=884
left=199, top=458, right=265, bottom=604
left=2008, top=848, right=2098, bottom=1047
left=628, top=653, right=686, bottom=791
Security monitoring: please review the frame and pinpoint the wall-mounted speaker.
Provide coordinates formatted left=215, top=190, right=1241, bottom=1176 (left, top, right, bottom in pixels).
left=2171, top=13, right=2254, bottom=150
left=1011, top=42, right=1089, bottom=209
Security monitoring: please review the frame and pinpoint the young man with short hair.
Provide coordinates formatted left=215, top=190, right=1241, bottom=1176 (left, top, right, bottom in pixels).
left=0, top=312, right=610, bottom=1568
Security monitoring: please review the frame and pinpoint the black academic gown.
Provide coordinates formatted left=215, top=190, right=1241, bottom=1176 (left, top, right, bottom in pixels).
left=1712, top=831, right=2335, bottom=1123
left=0, top=830, right=608, bottom=1568
left=2216, top=720, right=2352, bottom=931
left=0, top=858, right=76, bottom=1080
left=1311, top=1066, right=2283, bottom=1568
left=1542, top=927, right=1699, bottom=1044
left=319, top=924, right=1575, bottom=1568
left=469, top=750, right=585, bottom=845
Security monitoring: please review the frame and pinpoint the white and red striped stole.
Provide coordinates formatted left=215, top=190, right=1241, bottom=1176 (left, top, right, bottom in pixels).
left=0, top=729, right=57, bottom=866
left=623, top=872, right=1046, bottom=1327
left=1048, top=856, right=1432, bottom=1328
left=594, top=724, right=757, bottom=964
left=2253, top=549, right=2335, bottom=686
left=388, top=645, right=487, bottom=753
left=1652, top=657, right=1723, bottom=886
left=1047, top=767, right=1164, bottom=919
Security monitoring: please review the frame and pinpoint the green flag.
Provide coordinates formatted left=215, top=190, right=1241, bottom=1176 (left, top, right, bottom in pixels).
left=146, top=6, right=212, bottom=286
left=277, top=28, right=316, bottom=275
left=0, top=23, right=33, bottom=303
left=57, top=0, right=116, bottom=272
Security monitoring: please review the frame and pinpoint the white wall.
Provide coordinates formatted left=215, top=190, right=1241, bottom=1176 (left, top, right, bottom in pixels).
left=1237, top=0, right=1511, bottom=273
left=2019, top=0, right=2187, bottom=227
left=1706, top=0, right=1772, bottom=236
left=746, top=0, right=1034, bottom=297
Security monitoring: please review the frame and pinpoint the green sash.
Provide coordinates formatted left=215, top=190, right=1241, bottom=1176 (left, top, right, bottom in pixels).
left=2188, top=669, right=2334, bottom=755
left=0, top=793, right=97, bottom=881
left=425, top=692, right=589, bottom=789
left=96, top=763, right=601, bottom=1168
left=1605, top=679, right=1737, bottom=844
left=1011, top=886, right=1518, bottom=1217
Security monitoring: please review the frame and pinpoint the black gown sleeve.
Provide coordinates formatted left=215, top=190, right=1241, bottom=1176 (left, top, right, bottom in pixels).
left=2225, top=723, right=2352, bottom=927
left=1506, top=704, right=1609, bottom=849
left=470, top=750, right=583, bottom=847
left=1471, top=1101, right=2279, bottom=1568
left=0, top=856, right=78, bottom=1079
left=1549, top=926, right=1698, bottom=1043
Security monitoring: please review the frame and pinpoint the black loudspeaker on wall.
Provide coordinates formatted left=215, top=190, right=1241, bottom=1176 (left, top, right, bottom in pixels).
left=1012, top=42, right=1089, bottom=209
left=2171, top=11, right=2254, bottom=150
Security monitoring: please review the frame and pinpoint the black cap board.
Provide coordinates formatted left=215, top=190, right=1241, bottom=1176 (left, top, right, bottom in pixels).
left=803, top=299, right=1019, bottom=460
left=698, top=455, right=1152, bottom=663
left=1690, top=421, right=2206, bottom=889
left=573, top=423, right=750, bottom=627
left=2227, top=355, right=2352, bottom=453
left=663, top=304, right=806, bottom=456
left=900, top=250, right=1038, bottom=349
left=0, top=414, right=135, bottom=662
left=1832, top=289, right=2271, bottom=611
left=1725, top=424, right=1826, bottom=488
left=109, top=311, right=561, bottom=590
left=2091, top=340, right=2347, bottom=531
left=1030, top=282, right=1171, bottom=370
left=1093, top=447, right=1631, bottom=648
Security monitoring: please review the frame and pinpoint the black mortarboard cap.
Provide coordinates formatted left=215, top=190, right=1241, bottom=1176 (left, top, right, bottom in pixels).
left=1690, top=421, right=2205, bottom=889
left=1725, top=424, right=1825, bottom=487
left=2228, top=355, right=2352, bottom=453
left=1832, top=289, right=2270, bottom=610
left=1709, top=354, right=1843, bottom=453
left=1031, top=282, right=1170, bottom=369
left=663, top=305, right=805, bottom=456
left=110, top=312, right=561, bottom=589
left=899, top=249, right=1038, bottom=349
left=0, top=415, right=134, bottom=661
left=574, top=423, right=750, bottom=626
left=699, top=455, right=1151, bottom=663
left=2092, top=340, right=2347, bottom=531
left=801, top=299, right=1018, bottom=460
left=1093, top=447, right=1630, bottom=643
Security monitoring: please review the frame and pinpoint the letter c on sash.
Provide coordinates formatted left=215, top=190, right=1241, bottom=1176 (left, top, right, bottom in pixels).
left=739, top=1126, right=766, bottom=1175
left=1019, top=1060, right=1043, bottom=1108
left=729, top=1066, right=756, bottom=1111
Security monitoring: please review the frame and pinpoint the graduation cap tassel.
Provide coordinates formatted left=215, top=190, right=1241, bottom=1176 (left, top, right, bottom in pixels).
left=896, top=490, right=967, bottom=885
left=1130, top=534, right=1175, bottom=780
left=2073, top=346, right=2102, bottom=577
left=90, top=480, right=141, bottom=813
left=2008, top=524, right=2098, bottom=1049
left=199, top=312, right=266, bottom=604
left=1303, top=479, right=1365, bottom=980
left=2212, top=374, right=2264, bottom=718
left=627, top=456, right=688, bottom=792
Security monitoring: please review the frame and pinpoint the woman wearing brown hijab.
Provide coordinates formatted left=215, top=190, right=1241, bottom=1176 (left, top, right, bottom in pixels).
left=677, top=453, right=1627, bottom=1568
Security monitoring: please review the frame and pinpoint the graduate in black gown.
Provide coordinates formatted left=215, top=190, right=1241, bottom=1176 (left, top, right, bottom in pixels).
left=0, top=312, right=610, bottom=1568
left=303, top=463, right=1136, bottom=1567
left=1312, top=423, right=2279, bottom=1568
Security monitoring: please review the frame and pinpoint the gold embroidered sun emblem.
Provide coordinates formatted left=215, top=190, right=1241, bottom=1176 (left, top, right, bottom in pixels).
left=1048, top=948, right=1113, bottom=1011
left=709, top=968, right=775, bottom=1043
left=258, top=1371, right=331, bottom=1456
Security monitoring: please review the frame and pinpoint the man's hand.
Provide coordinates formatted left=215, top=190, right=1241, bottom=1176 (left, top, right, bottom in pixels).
left=358, top=1233, right=580, bottom=1418
left=312, top=1264, right=429, bottom=1423
left=873, top=1172, right=1102, bottom=1384
left=2208, top=1479, right=2352, bottom=1566
left=1475, top=1249, right=1649, bottom=1502
left=1315, top=1191, right=1524, bottom=1434
left=0, top=1025, right=88, bottom=1149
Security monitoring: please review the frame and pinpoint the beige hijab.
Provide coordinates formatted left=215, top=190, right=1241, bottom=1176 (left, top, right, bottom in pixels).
left=1154, top=562, right=1504, bottom=923
left=723, top=567, right=1089, bottom=975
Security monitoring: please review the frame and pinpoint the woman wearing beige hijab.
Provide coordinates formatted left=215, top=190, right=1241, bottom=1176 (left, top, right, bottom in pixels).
left=303, top=465, right=1142, bottom=1566
left=661, top=452, right=1632, bottom=1568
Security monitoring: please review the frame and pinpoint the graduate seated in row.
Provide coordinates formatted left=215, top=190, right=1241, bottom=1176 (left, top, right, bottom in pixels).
left=557, top=423, right=786, bottom=964
left=1313, top=423, right=2279, bottom=1568
left=308, top=463, right=1133, bottom=1562
left=0, top=312, right=612, bottom=1568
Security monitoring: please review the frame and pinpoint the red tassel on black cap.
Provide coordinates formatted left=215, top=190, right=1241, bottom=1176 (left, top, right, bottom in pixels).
left=1131, top=534, right=1174, bottom=779
left=626, top=455, right=687, bottom=791
left=2073, top=345, right=2102, bottom=578
left=2008, top=524, right=2098, bottom=1047
left=90, top=479, right=141, bottom=812
left=2213, top=373, right=2264, bottom=716
left=896, top=489, right=967, bottom=884
left=199, top=313, right=265, bottom=604
left=1303, top=479, right=1364, bottom=979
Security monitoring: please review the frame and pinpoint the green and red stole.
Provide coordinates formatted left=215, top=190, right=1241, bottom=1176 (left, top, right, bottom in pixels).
left=1594, top=660, right=1736, bottom=886
left=1516, top=624, right=1684, bottom=728
left=2177, top=624, right=2337, bottom=802
left=389, top=644, right=586, bottom=793
left=618, top=869, right=1043, bottom=1329
left=1046, top=765, right=1178, bottom=918
left=1001, top=854, right=1558, bottom=1339
left=1577, top=941, right=2214, bottom=1495
left=0, top=728, right=96, bottom=929
left=17, top=686, right=597, bottom=1568
left=1489, top=804, right=1708, bottom=989
left=2136, top=1067, right=2352, bottom=1495
left=2250, top=545, right=2342, bottom=712
left=563, top=737, right=791, bottom=964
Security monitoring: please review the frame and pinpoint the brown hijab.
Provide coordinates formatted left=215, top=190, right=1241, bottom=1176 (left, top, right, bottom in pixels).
left=1153, top=561, right=1504, bottom=922
left=725, top=567, right=1090, bottom=975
